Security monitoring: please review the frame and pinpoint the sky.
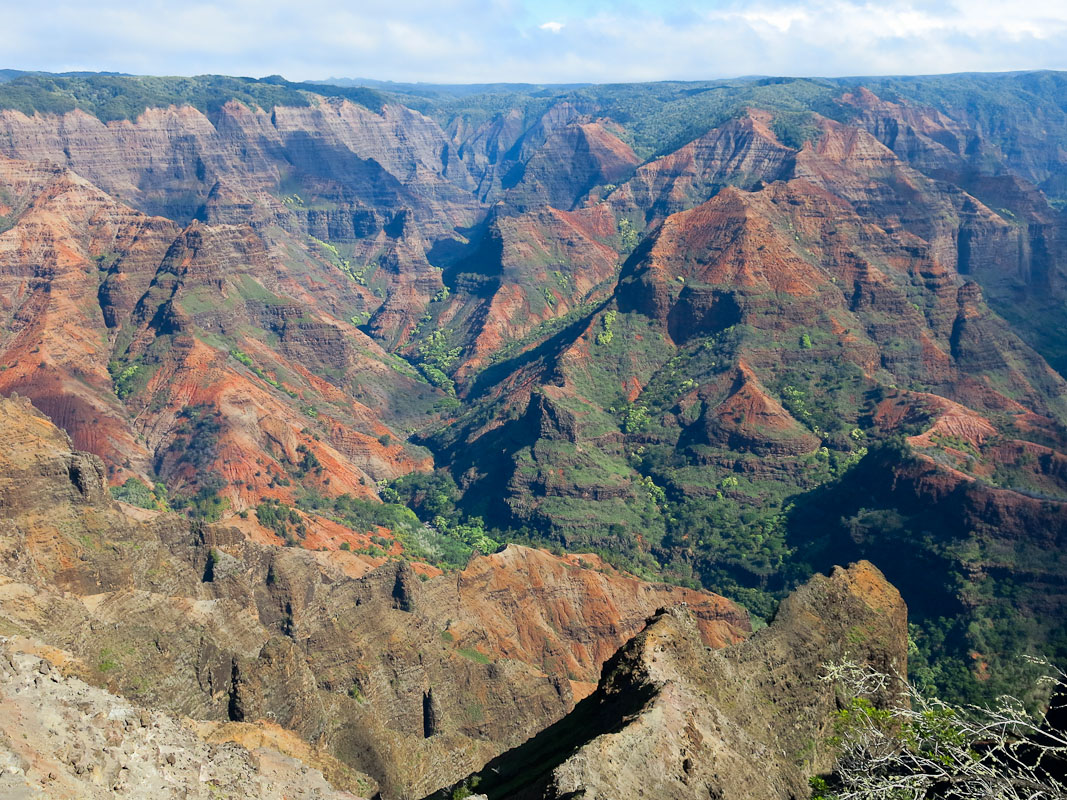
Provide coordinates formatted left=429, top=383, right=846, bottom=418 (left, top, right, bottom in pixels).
left=4, top=0, right=1067, bottom=84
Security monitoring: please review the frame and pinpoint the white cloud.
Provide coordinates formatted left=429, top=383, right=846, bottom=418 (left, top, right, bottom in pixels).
left=1, top=0, right=1066, bottom=83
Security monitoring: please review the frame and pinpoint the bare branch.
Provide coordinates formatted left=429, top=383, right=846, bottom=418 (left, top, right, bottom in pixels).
left=814, top=660, right=1067, bottom=800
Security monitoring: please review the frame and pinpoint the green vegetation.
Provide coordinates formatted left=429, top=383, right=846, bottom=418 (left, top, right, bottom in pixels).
left=110, top=477, right=168, bottom=510
left=401, top=76, right=853, bottom=161
left=108, top=359, right=153, bottom=400
left=788, top=439, right=1067, bottom=707
left=617, top=217, right=640, bottom=251
left=449, top=776, right=483, bottom=800
left=770, top=110, right=820, bottom=149
left=456, top=647, right=491, bottom=665
left=595, top=309, right=617, bottom=346
left=163, top=405, right=220, bottom=472
left=413, top=331, right=462, bottom=395
left=115, top=364, right=141, bottom=398
left=292, top=444, right=323, bottom=478
left=158, top=405, right=229, bottom=522
left=230, top=349, right=254, bottom=368
left=229, top=348, right=295, bottom=395
left=619, top=404, right=651, bottom=434
left=481, top=300, right=600, bottom=373
left=296, top=474, right=501, bottom=569
left=96, top=648, right=120, bottom=674
left=256, top=499, right=307, bottom=546
left=0, top=72, right=384, bottom=121
left=383, top=471, right=502, bottom=555
left=310, top=237, right=381, bottom=289
left=171, top=475, right=229, bottom=522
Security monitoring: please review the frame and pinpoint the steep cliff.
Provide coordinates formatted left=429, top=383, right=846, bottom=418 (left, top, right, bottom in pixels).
left=0, top=153, right=436, bottom=514
left=436, top=561, right=906, bottom=800
left=0, top=99, right=479, bottom=236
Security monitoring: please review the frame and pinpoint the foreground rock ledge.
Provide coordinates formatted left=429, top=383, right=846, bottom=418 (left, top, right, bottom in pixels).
left=435, top=559, right=907, bottom=800
left=0, top=635, right=369, bottom=799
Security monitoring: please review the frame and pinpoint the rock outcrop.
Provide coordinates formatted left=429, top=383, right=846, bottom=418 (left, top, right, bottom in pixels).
left=609, top=109, right=796, bottom=222
left=0, top=153, right=436, bottom=509
left=437, top=560, right=907, bottom=800
left=0, top=635, right=372, bottom=799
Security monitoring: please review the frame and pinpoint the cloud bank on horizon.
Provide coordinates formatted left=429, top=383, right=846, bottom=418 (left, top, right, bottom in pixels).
left=5, top=0, right=1067, bottom=83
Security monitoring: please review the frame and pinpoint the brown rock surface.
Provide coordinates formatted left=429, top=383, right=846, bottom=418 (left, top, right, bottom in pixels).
left=442, top=561, right=907, bottom=800
left=0, top=635, right=373, bottom=799
left=442, top=202, right=623, bottom=381
left=426, top=544, right=748, bottom=684
left=610, top=109, right=796, bottom=222
left=700, top=363, right=820, bottom=456
left=0, top=153, right=436, bottom=508
left=0, top=100, right=479, bottom=235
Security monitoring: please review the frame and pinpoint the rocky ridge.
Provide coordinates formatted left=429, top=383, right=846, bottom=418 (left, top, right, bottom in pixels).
left=438, top=560, right=907, bottom=800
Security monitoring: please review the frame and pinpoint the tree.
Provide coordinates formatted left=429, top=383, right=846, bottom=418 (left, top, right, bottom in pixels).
left=815, top=659, right=1067, bottom=800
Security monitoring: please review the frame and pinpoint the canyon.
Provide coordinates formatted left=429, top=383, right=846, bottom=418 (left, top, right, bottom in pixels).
left=1, top=69, right=1067, bottom=796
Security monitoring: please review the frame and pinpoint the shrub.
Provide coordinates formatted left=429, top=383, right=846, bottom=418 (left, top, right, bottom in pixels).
left=815, top=659, right=1066, bottom=799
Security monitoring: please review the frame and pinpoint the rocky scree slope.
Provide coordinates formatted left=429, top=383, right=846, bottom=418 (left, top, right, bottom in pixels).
left=0, top=635, right=367, bottom=799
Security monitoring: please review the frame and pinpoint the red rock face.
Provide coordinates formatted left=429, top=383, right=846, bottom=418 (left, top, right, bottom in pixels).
left=3, top=89, right=1054, bottom=520
left=610, top=170, right=1065, bottom=427
left=839, top=87, right=969, bottom=176
left=0, top=153, right=437, bottom=515
left=454, top=101, right=638, bottom=209
left=442, top=203, right=624, bottom=380
left=0, top=158, right=180, bottom=474
left=611, top=109, right=796, bottom=222
left=434, top=544, right=749, bottom=689
left=700, top=363, right=821, bottom=456
left=620, top=185, right=836, bottom=326
left=0, top=93, right=657, bottom=536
